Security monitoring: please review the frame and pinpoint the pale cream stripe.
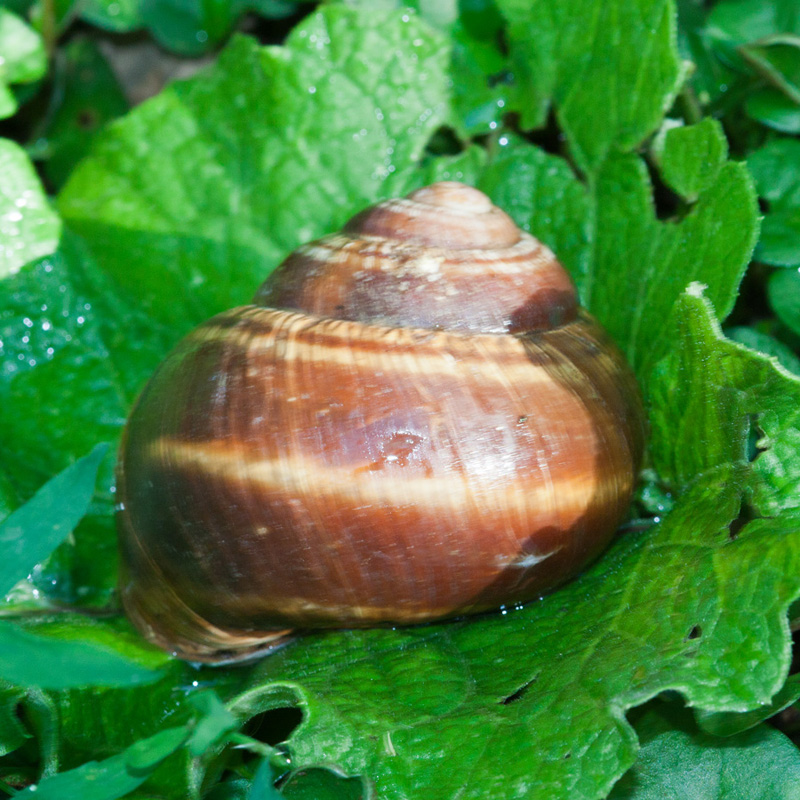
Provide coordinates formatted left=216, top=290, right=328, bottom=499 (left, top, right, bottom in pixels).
left=149, top=437, right=608, bottom=518
left=189, top=311, right=611, bottom=383
left=297, top=231, right=555, bottom=273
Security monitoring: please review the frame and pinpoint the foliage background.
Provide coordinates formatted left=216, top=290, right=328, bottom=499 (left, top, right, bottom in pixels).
left=2, top=0, right=800, bottom=797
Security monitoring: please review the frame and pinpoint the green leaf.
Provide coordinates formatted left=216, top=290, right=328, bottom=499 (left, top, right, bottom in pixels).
left=0, top=8, right=46, bottom=119
left=78, top=0, right=302, bottom=56
left=768, top=269, right=800, bottom=336
left=125, top=726, right=188, bottom=771
left=224, top=465, right=800, bottom=799
left=652, top=118, right=728, bottom=200
left=748, top=138, right=800, bottom=266
left=696, top=672, right=800, bottom=736
left=649, top=285, right=800, bottom=514
left=726, top=326, right=800, bottom=375
left=706, top=0, right=800, bottom=46
left=497, top=0, right=688, bottom=172
left=279, top=766, right=367, bottom=800
left=250, top=758, right=281, bottom=800
left=478, top=136, right=759, bottom=382
left=18, top=724, right=188, bottom=800
left=29, top=37, right=130, bottom=192
left=0, top=231, right=163, bottom=608
left=746, top=87, right=800, bottom=133
left=0, top=619, right=161, bottom=688
left=0, top=139, right=61, bottom=279
left=608, top=700, right=800, bottom=799
left=0, top=683, right=30, bottom=756
left=0, top=442, right=107, bottom=596
left=186, top=691, right=239, bottom=757
left=59, top=8, right=450, bottom=341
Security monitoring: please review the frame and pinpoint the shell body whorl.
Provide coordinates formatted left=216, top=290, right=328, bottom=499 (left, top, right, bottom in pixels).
left=117, top=183, right=645, bottom=663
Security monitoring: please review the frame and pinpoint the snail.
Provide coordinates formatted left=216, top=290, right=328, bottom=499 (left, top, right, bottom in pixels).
left=116, top=182, right=645, bottom=664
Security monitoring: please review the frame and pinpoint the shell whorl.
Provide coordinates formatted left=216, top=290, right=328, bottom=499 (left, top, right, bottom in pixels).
left=254, top=182, right=578, bottom=334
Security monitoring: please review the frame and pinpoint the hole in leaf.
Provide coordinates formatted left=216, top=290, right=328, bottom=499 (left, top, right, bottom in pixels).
left=645, top=156, right=683, bottom=221
left=244, top=707, right=303, bottom=747
left=747, top=413, right=766, bottom=462
left=247, top=6, right=317, bottom=46
left=520, top=107, right=567, bottom=160
left=425, top=125, right=463, bottom=158
left=500, top=676, right=537, bottom=705
left=77, top=109, right=100, bottom=129
left=729, top=501, right=763, bottom=541
left=686, top=625, right=702, bottom=641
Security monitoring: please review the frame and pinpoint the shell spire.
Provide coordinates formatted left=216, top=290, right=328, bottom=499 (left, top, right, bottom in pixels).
left=254, top=182, right=578, bottom=334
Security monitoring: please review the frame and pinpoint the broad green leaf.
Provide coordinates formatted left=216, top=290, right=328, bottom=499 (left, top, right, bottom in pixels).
left=0, top=619, right=161, bottom=688
left=0, top=442, right=107, bottom=596
left=59, top=8, right=450, bottom=343
left=748, top=138, right=800, bottom=266
left=496, top=0, right=687, bottom=173
left=224, top=467, right=800, bottom=800
left=0, top=139, right=61, bottom=279
left=608, top=701, right=800, bottom=799
left=0, top=8, right=46, bottom=119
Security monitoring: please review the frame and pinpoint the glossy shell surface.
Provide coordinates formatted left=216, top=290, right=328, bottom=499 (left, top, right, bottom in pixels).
left=117, top=183, right=644, bottom=662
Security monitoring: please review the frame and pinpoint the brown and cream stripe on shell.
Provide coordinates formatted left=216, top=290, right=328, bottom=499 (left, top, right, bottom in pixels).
left=116, top=182, right=645, bottom=663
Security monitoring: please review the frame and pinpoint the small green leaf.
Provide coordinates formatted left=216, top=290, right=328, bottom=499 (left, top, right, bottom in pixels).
left=279, top=766, right=367, bottom=800
left=608, top=701, right=800, bottom=799
left=249, top=758, right=281, bottom=800
left=746, top=87, right=800, bottom=133
left=0, top=8, right=46, bottom=119
left=748, top=138, right=800, bottom=265
left=649, top=285, right=800, bottom=516
left=696, top=672, right=800, bottom=736
left=652, top=118, right=728, bottom=199
left=59, top=8, right=450, bottom=341
left=0, top=619, right=162, bottom=688
left=497, top=0, right=687, bottom=173
left=768, top=268, right=800, bottom=336
left=19, top=724, right=188, bottom=800
left=30, top=37, right=129, bottom=192
left=0, top=139, right=61, bottom=279
left=706, top=0, right=800, bottom=47
left=0, top=442, right=107, bottom=596
left=186, top=691, right=239, bottom=757
left=0, top=683, right=29, bottom=756
left=125, top=726, right=188, bottom=771
left=726, top=326, right=800, bottom=375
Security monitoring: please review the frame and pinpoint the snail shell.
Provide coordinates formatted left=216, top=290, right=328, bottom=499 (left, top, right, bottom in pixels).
left=117, top=183, right=645, bottom=663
